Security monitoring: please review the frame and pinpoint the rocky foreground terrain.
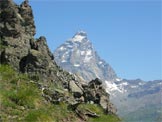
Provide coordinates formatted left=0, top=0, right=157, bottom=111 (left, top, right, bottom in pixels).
left=0, top=0, right=120, bottom=122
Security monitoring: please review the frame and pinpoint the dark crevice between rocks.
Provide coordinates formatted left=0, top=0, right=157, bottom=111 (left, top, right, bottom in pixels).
left=19, top=56, right=28, bottom=73
left=0, top=51, right=7, bottom=64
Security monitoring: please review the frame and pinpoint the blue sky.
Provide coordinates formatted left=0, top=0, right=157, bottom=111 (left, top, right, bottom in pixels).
left=14, top=0, right=161, bottom=81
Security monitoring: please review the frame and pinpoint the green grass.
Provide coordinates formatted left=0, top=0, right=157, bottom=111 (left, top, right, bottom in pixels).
left=0, top=65, right=120, bottom=122
left=78, top=104, right=120, bottom=122
left=0, top=65, right=77, bottom=122
left=89, top=114, right=121, bottom=122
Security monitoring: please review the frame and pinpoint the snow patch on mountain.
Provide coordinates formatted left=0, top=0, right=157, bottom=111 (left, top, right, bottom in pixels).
left=84, top=56, right=92, bottom=63
left=116, top=78, right=122, bottom=82
left=120, top=82, right=128, bottom=86
left=72, top=35, right=85, bottom=42
left=67, top=45, right=73, bottom=48
left=59, top=46, right=65, bottom=50
left=138, top=82, right=145, bottom=85
left=74, top=64, right=80, bottom=67
left=61, top=60, right=67, bottom=63
left=81, top=51, right=85, bottom=55
left=86, top=50, right=92, bottom=55
left=99, top=61, right=103, bottom=64
left=71, top=31, right=87, bottom=42
left=105, top=81, right=122, bottom=93
left=130, top=85, right=138, bottom=88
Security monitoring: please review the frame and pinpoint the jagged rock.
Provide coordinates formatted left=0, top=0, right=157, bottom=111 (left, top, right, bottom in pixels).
left=67, top=78, right=117, bottom=114
left=0, top=0, right=21, bottom=38
left=68, top=102, right=81, bottom=111
left=106, top=102, right=117, bottom=114
left=0, top=0, right=34, bottom=71
left=19, top=37, right=56, bottom=81
left=69, top=80, right=83, bottom=94
left=89, top=78, right=102, bottom=87
left=71, top=105, right=100, bottom=120
left=0, top=0, right=57, bottom=82
left=41, top=87, right=65, bottom=104
left=82, top=78, right=117, bottom=114
left=67, top=102, right=88, bottom=121
left=75, top=109, right=87, bottom=121
left=84, top=109, right=100, bottom=118
left=19, top=0, right=36, bottom=36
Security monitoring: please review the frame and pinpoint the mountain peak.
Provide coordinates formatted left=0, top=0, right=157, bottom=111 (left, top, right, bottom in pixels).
left=75, top=30, right=87, bottom=36
left=54, top=31, right=117, bottom=82
left=72, top=31, right=87, bottom=42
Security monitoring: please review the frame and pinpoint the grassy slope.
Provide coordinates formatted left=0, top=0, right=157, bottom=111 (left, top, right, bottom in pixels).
left=0, top=65, right=120, bottom=122
left=0, top=65, right=77, bottom=122
left=78, top=104, right=120, bottom=122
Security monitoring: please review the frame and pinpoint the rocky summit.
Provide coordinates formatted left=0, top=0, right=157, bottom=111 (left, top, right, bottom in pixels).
left=54, top=31, right=117, bottom=82
left=0, top=0, right=119, bottom=122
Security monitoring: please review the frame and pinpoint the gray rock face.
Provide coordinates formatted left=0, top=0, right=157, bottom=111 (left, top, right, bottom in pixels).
left=0, top=0, right=35, bottom=70
left=19, top=36, right=57, bottom=81
left=67, top=78, right=117, bottom=115
left=82, top=78, right=117, bottom=114
left=54, top=31, right=117, bottom=82
left=0, top=0, right=56, bottom=82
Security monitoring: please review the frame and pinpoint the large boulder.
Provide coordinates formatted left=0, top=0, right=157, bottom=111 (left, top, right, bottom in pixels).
left=82, top=78, right=117, bottom=114
left=19, top=37, right=56, bottom=81
left=19, top=0, right=36, bottom=36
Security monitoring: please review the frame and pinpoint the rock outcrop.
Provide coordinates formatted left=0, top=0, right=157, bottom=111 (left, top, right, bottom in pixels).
left=82, top=78, right=117, bottom=114
left=0, top=0, right=35, bottom=69
left=0, top=0, right=58, bottom=82
left=36, top=77, right=117, bottom=120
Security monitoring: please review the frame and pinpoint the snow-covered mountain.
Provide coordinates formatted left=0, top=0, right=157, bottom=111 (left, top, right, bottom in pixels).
left=54, top=31, right=162, bottom=122
left=54, top=31, right=117, bottom=82
left=111, top=79, right=162, bottom=119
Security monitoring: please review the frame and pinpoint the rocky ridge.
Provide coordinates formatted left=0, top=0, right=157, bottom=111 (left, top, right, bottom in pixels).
left=54, top=31, right=117, bottom=82
left=0, top=0, right=118, bottom=121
